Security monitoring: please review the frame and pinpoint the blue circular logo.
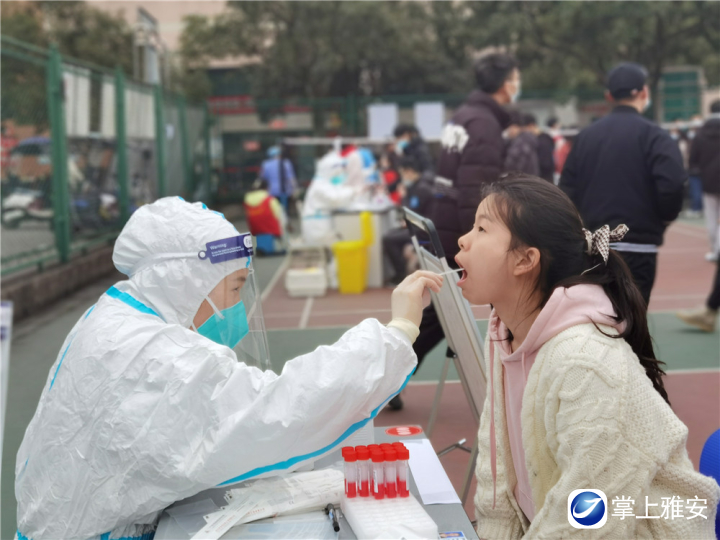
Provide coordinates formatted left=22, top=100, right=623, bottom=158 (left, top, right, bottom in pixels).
left=570, top=492, right=606, bottom=526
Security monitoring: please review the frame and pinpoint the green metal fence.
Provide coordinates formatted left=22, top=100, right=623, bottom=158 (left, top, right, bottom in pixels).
left=1, top=37, right=214, bottom=277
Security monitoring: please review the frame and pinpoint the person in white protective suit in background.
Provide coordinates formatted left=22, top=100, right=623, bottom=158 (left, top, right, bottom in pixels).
left=301, top=150, right=357, bottom=244
left=15, top=197, right=442, bottom=540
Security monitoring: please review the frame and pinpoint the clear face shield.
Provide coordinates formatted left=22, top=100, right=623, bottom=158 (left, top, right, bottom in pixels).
left=191, top=234, right=272, bottom=372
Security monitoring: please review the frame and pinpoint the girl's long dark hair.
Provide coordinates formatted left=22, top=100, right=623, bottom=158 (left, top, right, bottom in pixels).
left=483, top=173, right=670, bottom=405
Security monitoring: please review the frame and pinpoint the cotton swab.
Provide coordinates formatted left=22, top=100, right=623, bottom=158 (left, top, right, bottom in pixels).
left=435, top=269, right=463, bottom=276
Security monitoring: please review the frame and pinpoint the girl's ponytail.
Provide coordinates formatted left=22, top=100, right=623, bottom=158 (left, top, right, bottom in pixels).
left=599, top=252, right=670, bottom=404
left=483, top=174, right=670, bottom=405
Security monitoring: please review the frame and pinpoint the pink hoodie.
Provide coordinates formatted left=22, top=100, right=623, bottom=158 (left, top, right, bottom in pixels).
left=487, top=284, right=625, bottom=522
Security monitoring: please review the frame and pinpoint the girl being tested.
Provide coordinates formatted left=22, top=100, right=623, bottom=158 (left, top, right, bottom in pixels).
left=455, top=173, right=719, bottom=538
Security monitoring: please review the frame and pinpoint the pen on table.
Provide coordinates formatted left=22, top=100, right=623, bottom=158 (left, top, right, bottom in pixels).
left=325, top=503, right=340, bottom=532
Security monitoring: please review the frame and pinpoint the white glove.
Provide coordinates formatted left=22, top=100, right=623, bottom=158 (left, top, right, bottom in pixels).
left=390, top=271, right=443, bottom=328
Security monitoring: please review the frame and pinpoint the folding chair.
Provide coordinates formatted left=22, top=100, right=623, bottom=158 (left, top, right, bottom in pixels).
left=402, top=207, right=488, bottom=505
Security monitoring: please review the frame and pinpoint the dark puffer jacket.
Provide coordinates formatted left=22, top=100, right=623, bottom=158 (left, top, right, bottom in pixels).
left=689, top=118, right=720, bottom=195
left=433, top=90, right=511, bottom=259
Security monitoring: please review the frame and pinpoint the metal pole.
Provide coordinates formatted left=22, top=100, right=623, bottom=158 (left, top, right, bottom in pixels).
left=47, top=45, right=71, bottom=263
left=202, top=101, right=212, bottom=203
left=154, top=85, right=167, bottom=197
left=115, top=67, right=130, bottom=223
left=178, top=95, right=192, bottom=197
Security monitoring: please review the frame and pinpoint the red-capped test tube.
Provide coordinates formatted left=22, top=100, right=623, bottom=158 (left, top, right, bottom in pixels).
left=342, top=447, right=357, bottom=498
left=396, top=445, right=410, bottom=497
left=355, top=446, right=370, bottom=497
left=383, top=448, right=398, bottom=498
left=370, top=449, right=385, bottom=500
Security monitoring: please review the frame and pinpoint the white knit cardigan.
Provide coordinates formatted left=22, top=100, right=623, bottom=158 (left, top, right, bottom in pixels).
left=474, top=322, right=720, bottom=539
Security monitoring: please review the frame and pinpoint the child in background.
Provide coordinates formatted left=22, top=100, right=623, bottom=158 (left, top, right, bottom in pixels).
left=455, top=173, right=719, bottom=538
left=382, top=156, right=433, bottom=286
left=243, top=178, right=286, bottom=253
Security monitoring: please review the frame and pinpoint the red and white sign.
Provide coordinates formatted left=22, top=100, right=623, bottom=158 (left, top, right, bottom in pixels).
left=385, top=426, right=423, bottom=437
left=243, top=140, right=260, bottom=152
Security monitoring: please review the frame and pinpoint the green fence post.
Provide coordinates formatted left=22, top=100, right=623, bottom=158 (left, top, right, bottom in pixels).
left=202, top=102, right=212, bottom=204
left=115, top=67, right=130, bottom=223
left=348, top=95, right=358, bottom=136
left=178, top=96, right=192, bottom=197
left=47, top=45, right=71, bottom=263
left=154, top=85, right=167, bottom=197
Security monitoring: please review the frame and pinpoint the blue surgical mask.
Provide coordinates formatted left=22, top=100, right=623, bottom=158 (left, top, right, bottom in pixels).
left=196, top=299, right=249, bottom=349
left=510, top=80, right=522, bottom=104
left=395, top=139, right=409, bottom=155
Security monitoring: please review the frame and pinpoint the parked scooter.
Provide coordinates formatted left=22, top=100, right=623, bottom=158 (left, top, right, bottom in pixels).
left=1, top=188, right=53, bottom=229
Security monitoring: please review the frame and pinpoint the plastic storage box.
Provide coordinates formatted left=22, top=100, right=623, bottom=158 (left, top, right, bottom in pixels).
left=285, top=246, right=328, bottom=297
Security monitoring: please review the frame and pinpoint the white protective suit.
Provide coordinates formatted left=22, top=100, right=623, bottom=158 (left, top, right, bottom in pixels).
left=300, top=151, right=357, bottom=244
left=15, top=197, right=417, bottom=540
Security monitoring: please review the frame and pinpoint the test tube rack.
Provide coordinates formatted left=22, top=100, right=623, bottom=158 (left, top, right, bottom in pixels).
left=340, top=492, right=439, bottom=539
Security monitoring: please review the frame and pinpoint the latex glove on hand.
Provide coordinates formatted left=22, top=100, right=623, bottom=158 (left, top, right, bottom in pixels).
left=391, top=270, right=443, bottom=327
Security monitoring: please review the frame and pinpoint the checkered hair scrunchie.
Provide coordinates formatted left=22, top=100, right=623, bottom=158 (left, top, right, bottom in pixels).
left=582, top=224, right=629, bottom=264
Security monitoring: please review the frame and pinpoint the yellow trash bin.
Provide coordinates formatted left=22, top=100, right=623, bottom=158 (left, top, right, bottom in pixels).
left=332, top=212, right=373, bottom=294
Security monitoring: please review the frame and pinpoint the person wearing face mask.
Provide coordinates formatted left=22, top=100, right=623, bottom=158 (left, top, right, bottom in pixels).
left=382, top=156, right=433, bottom=287
left=392, top=124, right=434, bottom=182
left=560, top=62, right=686, bottom=306
left=397, top=53, right=517, bottom=412
left=15, top=197, right=442, bottom=540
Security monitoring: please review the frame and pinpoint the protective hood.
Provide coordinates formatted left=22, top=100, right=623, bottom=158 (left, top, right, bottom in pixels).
left=313, top=150, right=346, bottom=183
left=112, top=197, right=245, bottom=328
left=301, top=150, right=356, bottom=243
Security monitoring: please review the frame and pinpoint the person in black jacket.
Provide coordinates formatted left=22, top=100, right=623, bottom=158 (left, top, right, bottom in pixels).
left=434, top=54, right=516, bottom=260
left=537, top=117, right=556, bottom=183
left=393, top=124, right=434, bottom=183
left=382, top=156, right=433, bottom=286
left=559, top=63, right=685, bottom=306
left=689, top=100, right=720, bottom=260
left=387, top=53, right=517, bottom=411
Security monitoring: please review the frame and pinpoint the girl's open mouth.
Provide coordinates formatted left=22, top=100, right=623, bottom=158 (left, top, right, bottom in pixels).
left=456, top=264, right=468, bottom=286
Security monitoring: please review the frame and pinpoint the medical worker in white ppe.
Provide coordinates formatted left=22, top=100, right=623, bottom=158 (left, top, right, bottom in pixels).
left=16, top=197, right=442, bottom=540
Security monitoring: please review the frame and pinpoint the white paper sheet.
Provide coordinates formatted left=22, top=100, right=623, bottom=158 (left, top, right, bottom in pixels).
left=367, top=103, right=398, bottom=139
left=414, top=102, right=445, bottom=139
left=402, top=438, right=461, bottom=505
